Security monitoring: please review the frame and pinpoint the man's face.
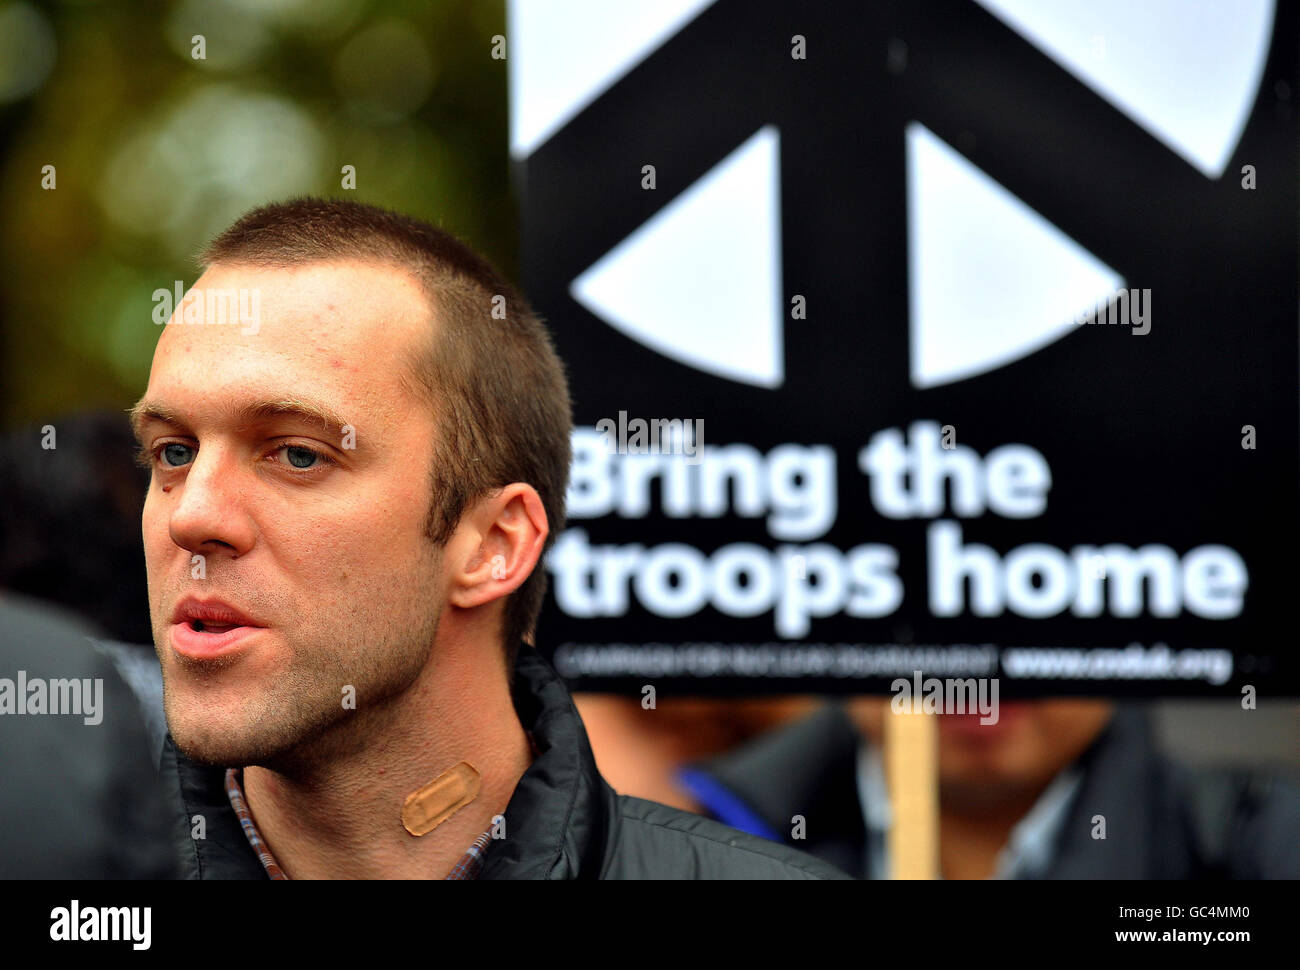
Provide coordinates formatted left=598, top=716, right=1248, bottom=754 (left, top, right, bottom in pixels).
left=929, top=699, right=1113, bottom=807
left=850, top=698, right=1114, bottom=809
left=137, top=259, right=444, bottom=768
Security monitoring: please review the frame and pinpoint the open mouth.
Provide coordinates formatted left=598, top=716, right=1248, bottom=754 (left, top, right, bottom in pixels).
left=170, top=598, right=265, bottom=658
left=189, top=619, right=239, bottom=634
left=171, top=619, right=263, bottom=659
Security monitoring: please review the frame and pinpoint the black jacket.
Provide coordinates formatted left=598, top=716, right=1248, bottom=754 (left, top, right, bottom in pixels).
left=684, top=703, right=1300, bottom=879
left=0, top=594, right=177, bottom=878
left=160, top=646, right=850, bottom=879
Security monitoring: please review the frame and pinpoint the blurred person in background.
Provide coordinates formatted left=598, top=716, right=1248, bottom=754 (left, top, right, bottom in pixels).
left=668, top=697, right=1300, bottom=879
left=573, top=694, right=819, bottom=811
left=0, top=411, right=151, bottom=644
left=0, top=412, right=166, bottom=753
left=0, top=416, right=175, bottom=876
left=0, top=593, right=176, bottom=878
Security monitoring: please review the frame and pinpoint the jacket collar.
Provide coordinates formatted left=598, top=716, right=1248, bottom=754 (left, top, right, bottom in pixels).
left=162, top=644, right=614, bottom=879
left=161, top=734, right=263, bottom=879
left=1042, top=705, right=1175, bottom=878
left=475, top=647, right=613, bottom=879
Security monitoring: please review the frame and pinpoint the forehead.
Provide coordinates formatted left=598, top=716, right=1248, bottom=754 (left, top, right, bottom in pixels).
left=144, top=259, right=432, bottom=429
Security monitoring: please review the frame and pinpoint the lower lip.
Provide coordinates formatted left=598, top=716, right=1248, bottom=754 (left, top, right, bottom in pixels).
left=170, top=622, right=265, bottom=659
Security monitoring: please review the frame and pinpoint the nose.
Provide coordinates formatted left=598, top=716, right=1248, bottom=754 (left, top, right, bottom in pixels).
left=166, top=443, right=258, bottom=559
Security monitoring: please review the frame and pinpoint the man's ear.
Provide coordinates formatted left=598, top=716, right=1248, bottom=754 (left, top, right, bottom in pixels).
left=447, top=483, right=549, bottom=610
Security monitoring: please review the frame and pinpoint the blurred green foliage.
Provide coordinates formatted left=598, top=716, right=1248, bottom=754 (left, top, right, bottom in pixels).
left=0, top=0, right=513, bottom=427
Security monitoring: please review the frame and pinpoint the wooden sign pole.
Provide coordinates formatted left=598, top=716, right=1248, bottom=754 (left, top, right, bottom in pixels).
left=885, top=708, right=939, bottom=879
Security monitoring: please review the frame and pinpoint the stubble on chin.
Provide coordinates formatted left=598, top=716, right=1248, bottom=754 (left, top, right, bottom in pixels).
left=162, top=631, right=435, bottom=772
left=161, top=653, right=351, bottom=769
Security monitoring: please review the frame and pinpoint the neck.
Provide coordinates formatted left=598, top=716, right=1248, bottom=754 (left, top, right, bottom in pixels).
left=936, top=783, right=1043, bottom=880
left=241, top=621, right=531, bottom=879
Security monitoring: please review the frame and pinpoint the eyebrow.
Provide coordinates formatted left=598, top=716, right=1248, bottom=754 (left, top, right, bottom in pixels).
left=129, top=397, right=354, bottom=443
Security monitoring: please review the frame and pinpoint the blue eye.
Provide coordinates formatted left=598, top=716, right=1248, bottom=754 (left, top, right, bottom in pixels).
left=162, top=443, right=194, bottom=467
left=284, top=446, right=320, bottom=469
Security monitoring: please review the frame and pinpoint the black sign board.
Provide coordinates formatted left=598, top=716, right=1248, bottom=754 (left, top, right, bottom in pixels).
left=515, top=0, right=1299, bottom=696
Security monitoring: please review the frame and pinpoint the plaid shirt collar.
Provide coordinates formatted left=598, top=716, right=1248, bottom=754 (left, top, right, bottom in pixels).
left=224, top=768, right=493, bottom=880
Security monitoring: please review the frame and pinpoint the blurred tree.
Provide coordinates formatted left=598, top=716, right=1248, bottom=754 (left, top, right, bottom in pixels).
left=1, top=0, right=513, bottom=428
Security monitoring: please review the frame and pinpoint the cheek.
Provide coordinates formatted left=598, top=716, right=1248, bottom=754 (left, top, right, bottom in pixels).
left=939, top=725, right=1039, bottom=780
left=992, top=725, right=1070, bottom=782
left=141, top=489, right=171, bottom=563
left=276, top=499, right=435, bottom=588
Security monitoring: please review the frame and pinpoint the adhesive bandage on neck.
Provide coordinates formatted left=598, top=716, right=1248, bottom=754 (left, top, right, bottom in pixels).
left=401, top=761, right=481, bottom=836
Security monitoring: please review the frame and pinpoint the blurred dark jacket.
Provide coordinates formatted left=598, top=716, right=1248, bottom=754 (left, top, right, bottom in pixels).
left=681, top=703, right=1300, bottom=879
left=0, top=593, right=177, bottom=878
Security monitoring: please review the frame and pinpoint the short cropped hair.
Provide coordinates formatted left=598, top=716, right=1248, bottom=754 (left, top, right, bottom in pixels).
left=199, top=198, right=572, bottom=670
